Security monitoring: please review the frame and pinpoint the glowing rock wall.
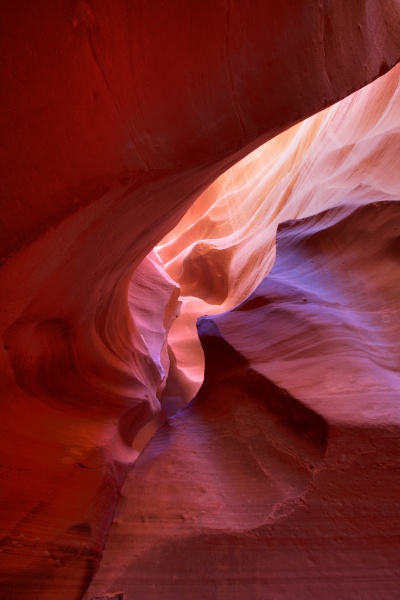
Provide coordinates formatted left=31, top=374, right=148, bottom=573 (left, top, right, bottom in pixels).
left=87, top=200, right=400, bottom=600
left=87, top=67, right=400, bottom=600
left=158, top=63, right=400, bottom=404
left=1, top=2, right=400, bottom=599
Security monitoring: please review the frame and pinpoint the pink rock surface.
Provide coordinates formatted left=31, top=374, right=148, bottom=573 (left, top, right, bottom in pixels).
left=158, top=63, right=400, bottom=401
left=87, top=201, right=400, bottom=600
left=1, top=1, right=400, bottom=598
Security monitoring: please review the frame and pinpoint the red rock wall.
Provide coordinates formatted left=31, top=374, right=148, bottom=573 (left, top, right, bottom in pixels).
left=87, top=200, right=400, bottom=600
left=1, top=2, right=400, bottom=598
left=158, top=62, right=400, bottom=409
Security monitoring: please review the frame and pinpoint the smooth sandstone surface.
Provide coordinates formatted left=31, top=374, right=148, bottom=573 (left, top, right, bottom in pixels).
left=1, top=1, right=400, bottom=599
left=158, top=62, right=400, bottom=403
left=89, top=64, right=400, bottom=600
left=87, top=202, right=400, bottom=600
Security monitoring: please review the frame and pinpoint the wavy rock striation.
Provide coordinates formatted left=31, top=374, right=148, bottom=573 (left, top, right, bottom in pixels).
left=158, top=62, right=400, bottom=401
left=1, top=1, right=400, bottom=598
left=87, top=201, right=400, bottom=599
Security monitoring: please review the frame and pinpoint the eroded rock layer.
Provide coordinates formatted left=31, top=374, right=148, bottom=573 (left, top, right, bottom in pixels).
left=87, top=201, right=400, bottom=600
left=158, top=62, right=400, bottom=403
left=1, top=1, right=400, bottom=598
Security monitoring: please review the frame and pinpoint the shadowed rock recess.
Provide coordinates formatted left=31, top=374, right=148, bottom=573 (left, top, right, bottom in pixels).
left=1, top=2, right=400, bottom=599
left=86, top=202, right=400, bottom=600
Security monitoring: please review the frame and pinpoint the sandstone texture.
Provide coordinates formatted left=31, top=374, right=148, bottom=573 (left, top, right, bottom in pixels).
left=1, top=2, right=400, bottom=599
left=87, top=202, right=400, bottom=600
left=158, top=62, right=400, bottom=403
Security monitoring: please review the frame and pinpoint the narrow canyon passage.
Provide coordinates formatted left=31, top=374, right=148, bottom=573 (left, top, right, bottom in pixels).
left=1, top=2, right=400, bottom=599
left=156, top=61, right=400, bottom=413
left=87, top=202, right=400, bottom=600
left=87, top=68, right=400, bottom=599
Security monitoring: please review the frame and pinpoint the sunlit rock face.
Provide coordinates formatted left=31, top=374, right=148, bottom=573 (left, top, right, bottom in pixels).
left=90, top=65, right=400, bottom=600
left=86, top=202, right=400, bottom=600
left=1, top=1, right=400, bottom=599
left=158, top=63, right=400, bottom=403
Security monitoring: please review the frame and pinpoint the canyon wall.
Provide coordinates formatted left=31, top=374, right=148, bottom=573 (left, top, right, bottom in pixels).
left=1, top=1, right=400, bottom=598
left=88, top=200, right=400, bottom=600
left=158, top=62, right=400, bottom=405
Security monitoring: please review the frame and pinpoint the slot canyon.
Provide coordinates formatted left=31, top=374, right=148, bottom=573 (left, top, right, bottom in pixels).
left=1, top=1, right=400, bottom=599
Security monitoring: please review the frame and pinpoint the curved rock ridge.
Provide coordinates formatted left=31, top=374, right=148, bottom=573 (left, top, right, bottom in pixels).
left=158, top=63, right=400, bottom=402
left=0, top=249, right=180, bottom=599
left=2, top=0, right=400, bottom=264
left=1, top=1, right=400, bottom=598
left=210, top=201, right=400, bottom=427
left=86, top=201, right=400, bottom=600
left=160, top=64, right=400, bottom=308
